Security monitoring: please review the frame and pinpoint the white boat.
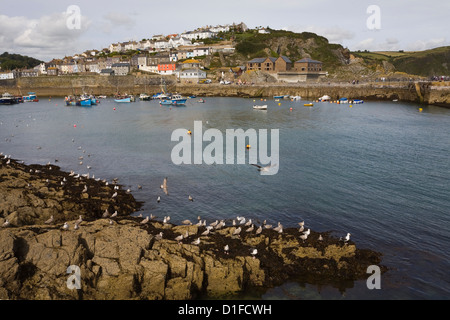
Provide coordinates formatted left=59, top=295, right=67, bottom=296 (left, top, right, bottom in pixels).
left=319, top=95, right=331, bottom=102
left=253, top=105, right=267, bottom=110
left=290, top=95, right=301, bottom=101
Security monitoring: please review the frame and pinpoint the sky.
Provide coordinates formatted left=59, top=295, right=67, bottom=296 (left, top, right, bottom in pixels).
left=0, top=0, right=449, bottom=62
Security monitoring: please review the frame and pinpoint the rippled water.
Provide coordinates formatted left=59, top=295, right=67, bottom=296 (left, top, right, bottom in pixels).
left=1, top=96, right=449, bottom=299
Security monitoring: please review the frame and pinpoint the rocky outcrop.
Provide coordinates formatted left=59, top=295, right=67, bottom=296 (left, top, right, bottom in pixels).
left=0, top=157, right=385, bottom=300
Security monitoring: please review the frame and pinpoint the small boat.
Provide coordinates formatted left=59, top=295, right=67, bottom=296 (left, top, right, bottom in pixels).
left=273, top=95, right=284, bottom=99
left=78, top=98, right=92, bottom=107
left=352, top=99, right=364, bottom=104
left=319, top=95, right=331, bottom=102
left=139, top=93, right=151, bottom=101
left=171, top=94, right=187, bottom=106
left=159, top=99, right=173, bottom=106
left=197, top=98, right=205, bottom=103
left=98, top=95, right=107, bottom=99
left=290, top=95, right=301, bottom=101
left=0, top=92, right=19, bottom=105
left=304, top=103, right=314, bottom=107
left=115, top=97, right=131, bottom=103
left=253, top=105, right=268, bottom=110
left=338, top=98, right=348, bottom=104
left=23, top=92, right=39, bottom=102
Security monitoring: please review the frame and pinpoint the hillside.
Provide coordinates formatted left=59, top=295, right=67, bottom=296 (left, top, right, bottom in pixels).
left=0, top=52, right=43, bottom=71
left=209, top=28, right=350, bottom=72
left=352, top=47, right=450, bottom=77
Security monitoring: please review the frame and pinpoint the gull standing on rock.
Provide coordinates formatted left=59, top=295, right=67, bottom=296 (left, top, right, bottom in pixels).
left=102, top=209, right=110, bottom=218
left=233, top=226, right=242, bottom=237
left=45, top=215, right=54, bottom=225
left=62, top=222, right=69, bottom=231
left=2, top=219, right=10, bottom=228
left=300, top=233, right=308, bottom=243
left=224, top=244, right=229, bottom=255
left=155, top=232, right=163, bottom=240
left=111, top=192, right=118, bottom=199
left=111, top=211, right=118, bottom=218
left=344, top=233, right=351, bottom=243
left=191, top=238, right=200, bottom=245
left=250, top=248, right=258, bottom=259
left=75, top=215, right=83, bottom=225
left=141, top=216, right=149, bottom=224
left=175, top=234, right=184, bottom=244
left=256, top=225, right=262, bottom=235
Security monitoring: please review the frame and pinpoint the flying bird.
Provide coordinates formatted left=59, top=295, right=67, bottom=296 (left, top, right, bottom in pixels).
left=250, top=163, right=277, bottom=173
left=161, top=177, right=168, bottom=195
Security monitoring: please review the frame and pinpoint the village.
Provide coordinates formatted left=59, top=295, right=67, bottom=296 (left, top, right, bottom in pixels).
left=0, top=22, right=327, bottom=85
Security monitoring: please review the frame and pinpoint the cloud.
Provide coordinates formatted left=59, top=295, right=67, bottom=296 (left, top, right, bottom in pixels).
left=0, top=12, right=91, bottom=61
left=102, top=12, right=136, bottom=34
left=406, top=38, right=447, bottom=51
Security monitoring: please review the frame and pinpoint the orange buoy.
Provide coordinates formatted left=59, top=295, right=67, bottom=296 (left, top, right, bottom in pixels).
left=113, top=107, right=116, bottom=110
left=246, top=144, right=251, bottom=149
left=188, top=130, right=192, bottom=135
left=73, top=124, right=76, bottom=128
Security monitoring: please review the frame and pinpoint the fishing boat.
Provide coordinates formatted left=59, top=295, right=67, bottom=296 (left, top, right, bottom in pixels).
left=171, top=94, right=187, bottom=106
left=0, top=92, right=19, bottom=105
left=253, top=105, right=268, bottom=110
left=22, top=92, right=39, bottom=102
left=159, top=99, right=173, bottom=106
left=78, top=98, right=92, bottom=107
left=64, top=95, right=92, bottom=107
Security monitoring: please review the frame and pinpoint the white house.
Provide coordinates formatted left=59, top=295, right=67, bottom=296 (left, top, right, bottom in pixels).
left=181, top=30, right=217, bottom=40
left=155, top=40, right=170, bottom=50
left=109, top=43, right=123, bottom=52
left=0, top=72, right=15, bottom=80
left=258, top=28, right=271, bottom=34
left=209, top=25, right=230, bottom=33
left=193, top=47, right=211, bottom=57
left=180, top=68, right=207, bottom=83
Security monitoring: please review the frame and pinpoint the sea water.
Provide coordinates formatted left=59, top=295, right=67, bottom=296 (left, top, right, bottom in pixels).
left=1, top=96, right=449, bottom=299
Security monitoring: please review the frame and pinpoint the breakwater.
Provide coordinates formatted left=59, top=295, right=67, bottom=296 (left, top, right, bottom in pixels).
left=1, top=75, right=449, bottom=107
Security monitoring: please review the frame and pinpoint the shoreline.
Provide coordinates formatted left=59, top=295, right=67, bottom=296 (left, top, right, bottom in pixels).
left=1, top=75, right=450, bottom=108
left=0, top=156, right=386, bottom=300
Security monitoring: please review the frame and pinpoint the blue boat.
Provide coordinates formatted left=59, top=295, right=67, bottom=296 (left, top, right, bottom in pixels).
left=23, top=92, right=38, bottom=102
left=114, top=97, right=131, bottom=103
left=171, top=94, right=187, bottom=106
left=78, top=99, right=92, bottom=107
left=159, top=99, right=173, bottom=106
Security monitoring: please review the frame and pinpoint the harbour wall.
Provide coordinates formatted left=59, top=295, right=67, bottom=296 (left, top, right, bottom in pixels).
left=1, top=75, right=449, bottom=107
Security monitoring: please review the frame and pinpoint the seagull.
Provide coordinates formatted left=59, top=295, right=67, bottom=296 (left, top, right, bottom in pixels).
left=245, top=219, right=252, bottom=227
left=175, top=234, right=184, bottom=243
left=126, top=189, right=131, bottom=194
left=182, top=220, right=192, bottom=225
left=191, top=238, right=200, bottom=245
left=298, top=225, right=304, bottom=233
left=2, top=219, right=10, bottom=228
left=298, top=221, right=305, bottom=227
left=62, top=222, right=69, bottom=231
left=44, top=215, right=54, bottom=224
left=239, top=217, right=246, bottom=225
left=138, top=185, right=142, bottom=190
left=303, top=228, right=311, bottom=236
left=318, top=234, right=323, bottom=241
left=246, top=224, right=254, bottom=233
left=150, top=214, right=157, bottom=220
left=201, top=229, right=211, bottom=236
left=163, top=216, right=170, bottom=224
left=111, top=211, right=118, bottom=218
left=273, top=222, right=283, bottom=233
left=344, top=233, right=351, bottom=243
left=210, top=220, right=219, bottom=227
left=82, top=185, right=88, bottom=193
left=233, top=226, right=242, bottom=237
left=109, top=219, right=114, bottom=225
left=141, top=216, right=149, bottom=224
left=87, top=165, right=91, bottom=170
left=188, top=195, right=194, bottom=201
left=250, top=248, right=258, bottom=259
left=300, top=233, right=308, bottom=243
left=74, top=223, right=80, bottom=230
left=250, top=163, right=277, bottom=173
left=75, top=215, right=83, bottom=224
left=102, top=209, right=110, bottom=218
left=155, top=232, right=163, bottom=240
left=157, top=196, right=161, bottom=203
left=256, top=225, right=262, bottom=235
left=111, top=192, right=118, bottom=199
left=161, top=177, right=168, bottom=195
left=224, top=244, right=229, bottom=255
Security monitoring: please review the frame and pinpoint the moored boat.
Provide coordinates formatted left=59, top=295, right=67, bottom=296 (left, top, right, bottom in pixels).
left=304, top=103, right=314, bottom=107
left=253, top=104, right=268, bottom=110
left=0, top=93, right=19, bottom=105
left=171, top=94, right=187, bottom=106
left=23, top=92, right=39, bottom=102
